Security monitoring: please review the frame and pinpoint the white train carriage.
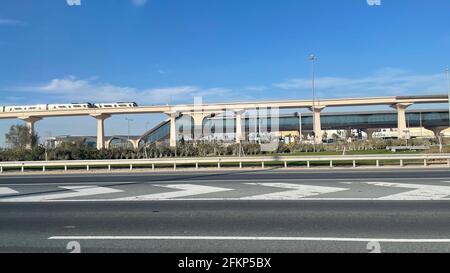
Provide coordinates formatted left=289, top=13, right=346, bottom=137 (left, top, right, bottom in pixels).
left=94, top=102, right=138, bottom=108
left=3, top=104, right=48, bottom=112
left=0, top=102, right=137, bottom=113
left=47, top=103, right=94, bottom=110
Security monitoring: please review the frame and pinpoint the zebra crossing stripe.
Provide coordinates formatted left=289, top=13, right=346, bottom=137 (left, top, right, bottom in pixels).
left=364, top=182, right=450, bottom=200
left=241, top=183, right=349, bottom=200
left=1, top=186, right=123, bottom=202
left=115, top=184, right=233, bottom=200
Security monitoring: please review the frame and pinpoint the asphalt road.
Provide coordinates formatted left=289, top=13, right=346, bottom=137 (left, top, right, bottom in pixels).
left=1, top=168, right=450, bottom=253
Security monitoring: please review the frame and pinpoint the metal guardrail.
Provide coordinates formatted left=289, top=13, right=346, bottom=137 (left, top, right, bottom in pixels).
left=386, top=146, right=429, bottom=152
left=1, top=154, right=450, bottom=173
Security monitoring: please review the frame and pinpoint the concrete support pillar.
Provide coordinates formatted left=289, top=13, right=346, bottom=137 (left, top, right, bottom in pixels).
left=19, top=116, right=42, bottom=149
left=392, top=103, right=412, bottom=139
left=362, top=128, right=378, bottom=140
left=309, top=106, right=325, bottom=144
left=104, top=139, right=111, bottom=150
left=165, top=111, right=179, bottom=148
left=182, top=111, right=214, bottom=142
left=426, top=126, right=448, bottom=139
left=131, top=139, right=140, bottom=150
left=234, top=110, right=245, bottom=143
left=91, top=114, right=111, bottom=150
left=191, top=112, right=207, bottom=141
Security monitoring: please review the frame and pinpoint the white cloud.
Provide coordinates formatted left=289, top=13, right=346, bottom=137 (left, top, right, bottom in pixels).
left=8, top=68, right=449, bottom=107
left=155, top=64, right=171, bottom=75
left=273, top=68, right=449, bottom=98
left=131, top=0, right=148, bottom=7
left=244, top=86, right=268, bottom=91
left=0, top=18, right=25, bottom=26
left=12, top=76, right=233, bottom=105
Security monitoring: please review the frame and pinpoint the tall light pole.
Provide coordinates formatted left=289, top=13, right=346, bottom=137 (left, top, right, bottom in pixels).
left=297, top=112, right=302, bottom=142
left=419, top=111, right=423, bottom=138
left=309, top=54, right=317, bottom=146
left=446, top=68, right=450, bottom=127
left=125, top=118, right=133, bottom=140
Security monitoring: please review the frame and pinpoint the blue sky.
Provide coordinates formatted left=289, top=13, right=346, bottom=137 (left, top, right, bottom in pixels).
left=1, top=0, right=450, bottom=146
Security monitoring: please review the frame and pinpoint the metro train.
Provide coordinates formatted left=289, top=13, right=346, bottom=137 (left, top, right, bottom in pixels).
left=0, top=102, right=138, bottom=113
left=94, top=102, right=138, bottom=108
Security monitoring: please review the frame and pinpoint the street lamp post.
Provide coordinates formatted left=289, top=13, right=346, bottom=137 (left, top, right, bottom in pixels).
left=125, top=118, right=133, bottom=140
left=309, top=54, right=317, bottom=148
left=419, top=111, right=423, bottom=138
left=297, top=112, right=303, bottom=143
left=446, top=68, right=450, bottom=127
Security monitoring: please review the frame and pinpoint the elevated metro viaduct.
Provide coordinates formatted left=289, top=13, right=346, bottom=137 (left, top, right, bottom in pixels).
left=140, top=109, right=450, bottom=146
left=0, top=95, right=449, bottom=149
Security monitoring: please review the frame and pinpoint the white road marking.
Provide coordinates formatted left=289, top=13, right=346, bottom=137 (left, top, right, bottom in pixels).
left=1, top=186, right=123, bottom=202
left=115, top=184, right=233, bottom=200
left=365, top=182, right=450, bottom=200
left=48, top=235, right=450, bottom=243
left=0, top=181, right=141, bottom=186
left=13, top=197, right=450, bottom=202
left=4, top=181, right=450, bottom=202
left=0, top=187, right=17, bottom=195
left=2, top=177, right=450, bottom=186
left=241, top=183, right=348, bottom=200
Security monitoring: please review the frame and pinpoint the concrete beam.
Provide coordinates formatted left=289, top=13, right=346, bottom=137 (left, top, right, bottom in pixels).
left=0, top=95, right=447, bottom=121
